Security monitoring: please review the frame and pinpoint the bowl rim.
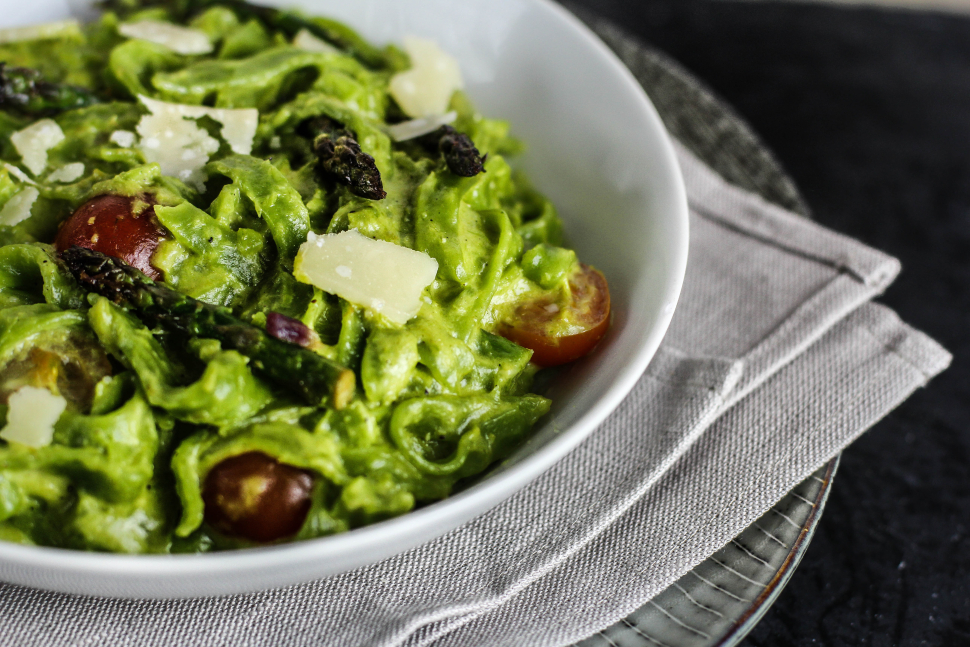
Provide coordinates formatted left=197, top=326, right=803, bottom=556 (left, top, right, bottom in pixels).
left=0, top=0, right=689, bottom=594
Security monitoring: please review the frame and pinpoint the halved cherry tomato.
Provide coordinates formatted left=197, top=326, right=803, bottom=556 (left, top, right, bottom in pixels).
left=203, top=452, right=314, bottom=543
left=53, top=194, right=167, bottom=280
left=498, top=263, right=611, bottom=367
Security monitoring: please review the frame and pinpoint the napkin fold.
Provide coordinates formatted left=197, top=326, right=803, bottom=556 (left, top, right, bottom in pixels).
left=0, top=141, right=950, bottom=647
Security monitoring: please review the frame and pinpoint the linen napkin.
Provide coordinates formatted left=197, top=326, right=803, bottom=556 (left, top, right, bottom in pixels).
left=0, top=137, right=950, bottom=647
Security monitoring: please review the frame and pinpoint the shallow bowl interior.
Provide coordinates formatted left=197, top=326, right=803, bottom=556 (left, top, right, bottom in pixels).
left=0, top=0, right=688, bottom=598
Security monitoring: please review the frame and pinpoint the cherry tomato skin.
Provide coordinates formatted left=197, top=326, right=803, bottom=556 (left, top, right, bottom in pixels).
left=499, top=264, right=611, bottom=367
left=202, top=452, right=315, bottom=543
left=53, top=195, right=166, bottom=280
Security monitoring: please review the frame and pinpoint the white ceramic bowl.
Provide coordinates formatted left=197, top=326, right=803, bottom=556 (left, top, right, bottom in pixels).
left=0, top=0, right=688, bottom=598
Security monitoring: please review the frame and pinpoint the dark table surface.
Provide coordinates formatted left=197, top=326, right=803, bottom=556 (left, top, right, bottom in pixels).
left=569, top=1, right=970, bottom=645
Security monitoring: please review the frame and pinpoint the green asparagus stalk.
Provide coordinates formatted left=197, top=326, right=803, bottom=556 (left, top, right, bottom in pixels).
left=0, top=64, right=100, bottom=117
left=304, top=116, right=386, bottom=201
left=61, top=246, right=356, bottom=410
left=418, top=125, right=486, bottom=177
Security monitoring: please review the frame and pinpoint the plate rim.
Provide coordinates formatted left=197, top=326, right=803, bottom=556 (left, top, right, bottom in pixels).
left=715, top=456, right=840, bottom=647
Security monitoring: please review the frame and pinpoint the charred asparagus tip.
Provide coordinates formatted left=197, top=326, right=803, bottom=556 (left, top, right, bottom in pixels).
left=417, top=125, right=485, bottom=177
left=305, top=117, right=386, bottom=200
left=0, top=62, right=100, bottom=116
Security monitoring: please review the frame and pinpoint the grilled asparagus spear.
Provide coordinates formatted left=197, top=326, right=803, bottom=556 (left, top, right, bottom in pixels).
left=61, top=246, right=355, bottom=410
left=0, top=64, right=100, bottom=117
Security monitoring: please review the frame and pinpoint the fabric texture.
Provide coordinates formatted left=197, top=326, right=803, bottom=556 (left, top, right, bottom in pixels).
left=0, top=140, right=950, bottom=647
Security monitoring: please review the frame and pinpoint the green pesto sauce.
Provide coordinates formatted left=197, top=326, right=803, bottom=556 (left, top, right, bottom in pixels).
left=0, top=6, right=588, bottom=553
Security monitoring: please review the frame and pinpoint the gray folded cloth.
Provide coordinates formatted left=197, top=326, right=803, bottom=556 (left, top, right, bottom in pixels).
left=0, top=141, right=950, bottom=647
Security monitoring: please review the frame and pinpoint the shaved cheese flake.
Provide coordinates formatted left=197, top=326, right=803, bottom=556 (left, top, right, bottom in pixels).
left=11, top=119, right=65, bottom=176
left=138, top=95, right=257, bottom=154
left=0, top=386, right=67, bottom=448
left=293, top=29, right=339, bottom=54
left=0, top=19, right=81, bottom=45
left=295, top=230, right=438, bottom=325
left=136, top=97, right=258, bottom=190
left=206, top=109, right=259, bottom=156
left=386, top=111, right=457, bottom=142
left=47, top=162, right=85, bottom=183
left=119, top=20, right=213, bottom=55
left=3, top=163, right=35, bottom=185
left=0, top=187, right=39, bottom=227
left=136, top=98, right=218, bottom=190
left=389, top=37, right=463, bottom=118
left=110, top=130, right=137, bottom=148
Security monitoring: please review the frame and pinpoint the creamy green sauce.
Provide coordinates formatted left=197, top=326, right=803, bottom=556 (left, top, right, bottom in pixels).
left=0, top=5, right=583, bottom=552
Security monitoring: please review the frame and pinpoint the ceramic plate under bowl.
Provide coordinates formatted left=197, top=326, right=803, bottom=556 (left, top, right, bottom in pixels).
left=565, top=14, right=834, bottom=645
left=0, top=0, right=688, bottom=597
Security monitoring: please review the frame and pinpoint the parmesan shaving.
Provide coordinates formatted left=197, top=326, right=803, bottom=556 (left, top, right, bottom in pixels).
left=3, top=163, right=35, bottom=186
left=119, top=20, right=214, bottom=55
left=136, top=96, right=258, bottom=190
left=0, top=386, right=67, bottom=448
left=386, top=111, right=457, bottom=142
left=389, top=37, right=464, bottom=118
left=11, top=119, right=65, bottom=176
left=0, top=19, right=81, bottom=45
left=138, top=96, right=258, bottom=155
left=294, top=230, right=439, bottom=325
left=110, top=130, right=137, bottom=148
left=47, top=162, right=85, bottom=183
left=0, top=187, right=38, bottom=226
left=293, top=29, right=339, bottom=54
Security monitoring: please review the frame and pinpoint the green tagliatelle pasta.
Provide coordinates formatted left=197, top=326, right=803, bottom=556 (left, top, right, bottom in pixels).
left=0, top=1, right=611, bottom=553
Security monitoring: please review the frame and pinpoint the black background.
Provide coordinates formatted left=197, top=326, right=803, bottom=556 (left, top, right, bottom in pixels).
left=568, top=1, right=970, bottom=645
